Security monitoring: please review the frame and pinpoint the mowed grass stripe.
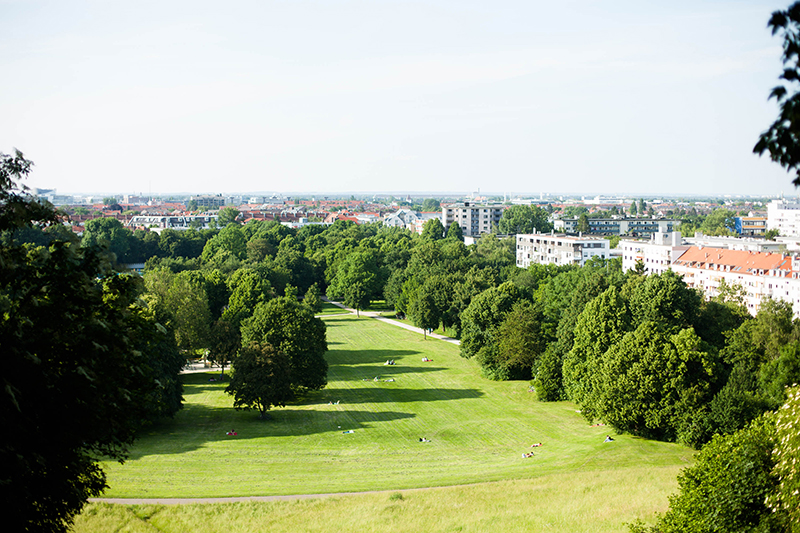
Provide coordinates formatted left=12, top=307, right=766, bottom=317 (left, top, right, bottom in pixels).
left=100, top=315, right=692, bottom=498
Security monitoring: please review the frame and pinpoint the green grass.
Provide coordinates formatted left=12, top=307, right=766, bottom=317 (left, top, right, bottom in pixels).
left=101, top=315, right=691, bottom=499
left=317, top=301, right=351, bottom=315
left=362, top=300, right=393, bottom=312
left=76, top=466, right=683, bottom=532
left=87, top=314, right=694, bottom=531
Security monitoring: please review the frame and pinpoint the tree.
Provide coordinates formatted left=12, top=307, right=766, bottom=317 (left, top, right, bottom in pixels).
left=446, top=221, right=464, bottom=241
left=768, top=385, right=800, bottom=530
left=327, top=248, right=384, bottom=307
left=408, top=289, right=439, bottom=338
left=632, top=416, right=785, bottom=533
left=700, top=208, right=735, bottom=235
left=222, top=269, right=273, bottom=327
left=491, top=300, right=546, bottom=380
left=217, top=206, right=240, bottom=226
left=303, top=283, right=323, bottom=313
left=576, top=213, right=590, bottom=234
left=82, top=217, right=134, bottom=263
left=344, top=281, right=369, bottom=316
left=165, top=272, right=212, bottom=353
left=421, top=198, right=441, bottom=211
left=226, top=343, right=293, bottom=419
left=241, top=297, right=328, bottom=392
left=209, top=319, right=241, bottom=377
left=0, top=150, right=182, bottom=532
left=201, top=223, right=247, bottom=263
left=498, top=204, right=553, bottom=235
left=421, top=217, right=445, bottom=240
left=460, top=281, right=521, bottom=360
left=754, top=2, right=800, bottom=186
left=591, top=323, right=717, bottom=441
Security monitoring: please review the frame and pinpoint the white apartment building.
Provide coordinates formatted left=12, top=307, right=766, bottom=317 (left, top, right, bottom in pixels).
left=516, top=233, right=610, bottom=268
left=127, top=215, right=217, bottom=233
left=442, top=203, right=504, bottom=237
left=671, top=247, right=800, bottom=317
left=554, top=216, right=679, bottom=237
left=767, top=198, right=800, bottom=237
left=620, top=232, right=689, bottom=275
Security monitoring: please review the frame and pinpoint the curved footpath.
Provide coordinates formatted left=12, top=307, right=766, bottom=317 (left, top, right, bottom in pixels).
left=91, top=300, right=460, bottom=505
left=320, top=298, right=460, bottom=345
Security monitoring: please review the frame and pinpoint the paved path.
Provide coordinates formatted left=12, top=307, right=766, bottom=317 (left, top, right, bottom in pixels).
left=320, top=298, right=460, bottom=345
left=89, top=486, right=454, bottom=505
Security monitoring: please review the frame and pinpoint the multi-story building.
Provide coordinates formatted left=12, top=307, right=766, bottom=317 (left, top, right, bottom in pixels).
left=554, top=216, right=679, bottom=237
left=516, top=233, right=610, bottom=268
left=127, top=215, right=217, bottom=232
left=190, top=194, right=227, bottom=209
left=442, top=203, right=504, bottom=237
left=734, top=216, right=768, bottom=237
left=620, top=232, right=689, bottom=275
left=671, top=247, right=800, bottom=317
left=767, top=198, right=800, bottom=236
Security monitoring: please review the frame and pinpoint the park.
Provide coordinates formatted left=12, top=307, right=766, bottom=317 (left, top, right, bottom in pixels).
left=74, top=311, right=693, bottom=532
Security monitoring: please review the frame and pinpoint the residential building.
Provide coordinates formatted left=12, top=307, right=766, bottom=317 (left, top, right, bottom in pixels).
left=767, top=198, right=800, bottom=237
left=554, top=216, right=679, bottom=237
left=442, top=202, right=504, bottom=237
left=620, top=232, right=689, bottom=275
left=384, top=209, right=422, bottom=230
left=734, top=216, right=768, bottom=237
left=671, top=247, right=800, bottom=317
left=190, top=194, right=226, bottom=209
left=516, top=233, right=610, bottom=268
left=127, top=215, right=216, bottom=232
left=685, top=234, right=784, bottom=253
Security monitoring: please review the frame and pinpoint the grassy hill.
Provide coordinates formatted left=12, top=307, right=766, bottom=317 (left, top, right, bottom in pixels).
left=80, top=313, right=694, bottom=531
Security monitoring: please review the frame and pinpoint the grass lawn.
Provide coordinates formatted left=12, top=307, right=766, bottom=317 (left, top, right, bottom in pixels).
left=77, top=466, right=684, bottom=532
left=317, top=301, right=352, bottom=315
left=89, top=314, right=694, bottom=530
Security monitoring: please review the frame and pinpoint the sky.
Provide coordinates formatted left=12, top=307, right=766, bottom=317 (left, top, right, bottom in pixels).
left=0, top=0, right=797, bottom=197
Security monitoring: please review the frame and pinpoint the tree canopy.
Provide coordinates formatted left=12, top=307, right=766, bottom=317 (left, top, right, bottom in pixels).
left=498, top=205, right=552, bottom=235
left=241, top=297, right=328, bottom=392
left=755, top=1, right=800, bottom=186
left=0, top=150, right=183, bottom=532
left=226, top=343, right=294, bottom=419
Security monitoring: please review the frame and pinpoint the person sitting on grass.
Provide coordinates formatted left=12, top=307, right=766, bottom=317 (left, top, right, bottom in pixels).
left=604, top=435, right=614, bottom=442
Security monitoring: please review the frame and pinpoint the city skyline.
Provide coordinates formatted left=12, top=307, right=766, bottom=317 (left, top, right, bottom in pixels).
left=1, top=1, right=796, bottom=196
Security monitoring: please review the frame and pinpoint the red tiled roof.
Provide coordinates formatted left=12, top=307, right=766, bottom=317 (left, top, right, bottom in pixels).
left=674, top=246, right=792, bottom=273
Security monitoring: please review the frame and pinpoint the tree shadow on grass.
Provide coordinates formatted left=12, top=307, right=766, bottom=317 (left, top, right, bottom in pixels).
left=127, top=401, right=417, bottom=458
left=326, top=348, right=421, bottom=366
left=331, top=364, right=446, bottom=381
left=314, top=386, right=484, bottom=405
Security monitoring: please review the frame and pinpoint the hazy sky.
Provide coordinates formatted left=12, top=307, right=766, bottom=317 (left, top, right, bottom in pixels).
left=1, top=0, right=796, bottom=196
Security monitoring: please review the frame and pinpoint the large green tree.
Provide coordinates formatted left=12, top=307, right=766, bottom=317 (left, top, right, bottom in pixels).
left=632, top=416, right=785, bottom=533
left=226, top=343, right=293, bottom=419
left=769, top=385, right=800, bottom=530
left=0, top=150, right=183, bottom=533
left=498, top=205, right=553, bottom=235
left=421, top=217, right=445, bottom=240
left=82, top=217, right=134, bottom=263
left=241, top=297, right=328, bottom=392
